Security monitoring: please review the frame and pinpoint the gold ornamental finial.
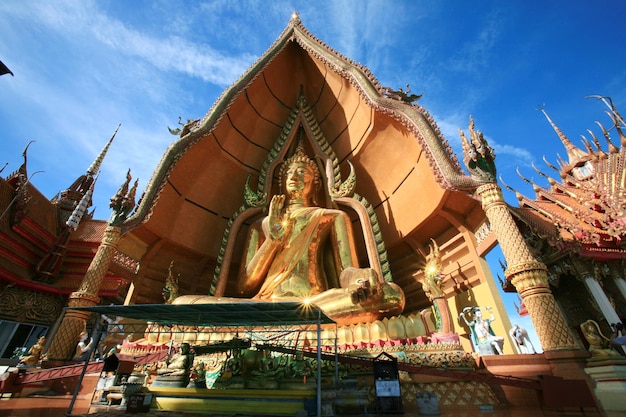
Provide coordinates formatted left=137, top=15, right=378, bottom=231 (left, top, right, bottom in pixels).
left=583, top=131, right=607, bottom=158
left=459, top=116, right=496, bottom=183
left=109, top=169, right=138, bottom=226
left=87, top=124, right=120, bottom=176
left=538, top=105, right=588, bottom=164
left=595, top=121, right=619, bottom=154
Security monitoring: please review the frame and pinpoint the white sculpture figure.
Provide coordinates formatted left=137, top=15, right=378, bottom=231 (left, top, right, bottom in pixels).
left=459, top=306, right=504, bottom=355
left=509, top=324, right=536, bottom=354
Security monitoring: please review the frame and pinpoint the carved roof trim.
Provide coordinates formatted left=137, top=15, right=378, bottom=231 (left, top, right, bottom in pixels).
left=121, top=17, right=475, bottom=231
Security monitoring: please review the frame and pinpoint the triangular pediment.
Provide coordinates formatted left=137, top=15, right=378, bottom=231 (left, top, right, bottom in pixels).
left=116, top=16, right=486, bottom=312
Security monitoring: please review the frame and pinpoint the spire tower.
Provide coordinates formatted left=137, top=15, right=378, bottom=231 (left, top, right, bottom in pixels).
left=539, top=106, right=588, bottom=165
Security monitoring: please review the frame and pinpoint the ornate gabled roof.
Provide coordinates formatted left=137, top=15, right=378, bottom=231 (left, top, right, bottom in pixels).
left=510, top=100, right=626, bottom=256
left=120, top=16, right=483, bottom=243
left=111, top=15, right=487, bottom=305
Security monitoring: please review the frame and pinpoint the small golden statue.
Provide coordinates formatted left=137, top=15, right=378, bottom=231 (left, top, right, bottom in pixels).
left=152, top=342, right=195, bottom=388
left=163, top=261, right=179, bottom=304
left=417, top=239, right=458, bottom=343
left=18, top=336, right=46, bottom=367
left=580, top=320, right=622, bottom=360
left=288, top=350, right=313, bottom=380
left=157, top=342, right=194, bottom=376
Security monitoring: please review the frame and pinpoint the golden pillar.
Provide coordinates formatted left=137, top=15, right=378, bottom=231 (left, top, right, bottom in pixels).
left=476, top=183, right=578, bottom=351
left=46, top=171, right=137, bottom=361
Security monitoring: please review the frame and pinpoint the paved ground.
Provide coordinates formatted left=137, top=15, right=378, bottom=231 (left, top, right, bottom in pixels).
left=1, top=393, right=625, bottom=417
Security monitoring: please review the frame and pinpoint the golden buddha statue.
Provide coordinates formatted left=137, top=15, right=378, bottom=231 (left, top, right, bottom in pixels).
left=580, top=319, right=622, bottom=360
left=157, top=342, right=194, bottom=376
left=19, top=336, right=46, bottom=367
left=175, top=146, right=404, bottom=326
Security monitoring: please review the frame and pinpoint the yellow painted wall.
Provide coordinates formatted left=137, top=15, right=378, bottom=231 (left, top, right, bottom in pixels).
left=449, top=257, right=514, bottom=354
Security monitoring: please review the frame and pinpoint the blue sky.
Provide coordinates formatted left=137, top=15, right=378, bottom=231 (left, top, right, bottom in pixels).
left=1, top=1, right=625, bottom=351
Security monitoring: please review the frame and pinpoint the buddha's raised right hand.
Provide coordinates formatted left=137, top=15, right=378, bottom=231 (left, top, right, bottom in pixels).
left=268, top=194, right=287, bottom=241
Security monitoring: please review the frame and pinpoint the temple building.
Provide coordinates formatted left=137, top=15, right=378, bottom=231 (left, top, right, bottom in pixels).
left=1, top=14, right=624, bottom=415
left=502, top=104, right=626, bottom=340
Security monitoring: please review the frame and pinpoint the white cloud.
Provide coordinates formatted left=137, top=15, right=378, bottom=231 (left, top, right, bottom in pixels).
left=91, top=22, right=254, bottom=86
left=0, top=0, right=263, bottom=213
left=1, top=1, right=254, bottom=87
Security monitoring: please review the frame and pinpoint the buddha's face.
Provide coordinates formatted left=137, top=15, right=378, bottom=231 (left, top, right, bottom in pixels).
left=285, top=161, right=314, bottom=198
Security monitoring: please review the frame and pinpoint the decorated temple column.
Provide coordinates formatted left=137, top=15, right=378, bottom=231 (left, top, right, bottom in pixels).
left=459, top=118, right=577, bottom=351
left=583, top=277, right=621, bottom=326
left=46, top=226, right=122, bottom=360
left=46, top=172, right=137, bottom=361
left=475, top=183, right=578, bottom=351
left=608, top=261, right=626, bottom=304
left=572, top=259, right=622, bottom=328
left=613, top=279, right=626, bottom=305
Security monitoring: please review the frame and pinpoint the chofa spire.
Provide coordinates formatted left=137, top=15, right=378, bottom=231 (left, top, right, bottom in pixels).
left=87, top=123, right=120, bottom=177
left=65, top=124, right=121, bottom=229
left=538, top=106, right=588, bottom=165
left=37, top=126, right=120, bottom=282
left=56, top=124, right=121, bottom=214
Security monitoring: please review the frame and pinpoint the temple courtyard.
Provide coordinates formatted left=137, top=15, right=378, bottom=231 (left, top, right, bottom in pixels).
left=1, top=394, right=625, bottom=417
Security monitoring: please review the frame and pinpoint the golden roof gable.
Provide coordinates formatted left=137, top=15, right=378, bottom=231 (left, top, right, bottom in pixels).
left=112, top=16, right=486, bottom=306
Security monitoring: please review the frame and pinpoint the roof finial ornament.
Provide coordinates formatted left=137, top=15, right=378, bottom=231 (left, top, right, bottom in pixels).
left=516, top=167, right=540, bottom=195
left=587, top=95, right=626, bottom=148
left=109, top=169, right=138, bottom=226
left=168, top=117, right=199, bottom=137
left=382, top=83, right=422, bottom=104
left=291, top=11, right=301, bottom=24
left=538, top=104, right=587, bottom=164
left=542, top=155, right=560, bottom=174
left=531, top=161, right=557, bottom=187
left=585, top=130, right=604, bottom=155
left=606, top=111, right=626, bottom=148
left=515, top=167, right=534, bottom=185
left=66, top=181, right=94, bottom=231
left=555, top=153, right=567, bottom=171
left=499, top=175, right=524, bottom=203
left=87, top=124, right=120, bottom=177
left=587, top=95, right=626, bottom=127
left=459, top=116, right=496, bottom=183
left=580, top=134, right=595, bottom=156
left=595, top=121, right=619, bottom=154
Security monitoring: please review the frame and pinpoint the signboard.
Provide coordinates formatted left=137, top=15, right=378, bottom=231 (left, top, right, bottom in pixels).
left=127, top=393, right=152, bottom=413
left=373, top=352, right=403, bottom=413
left=375, top=379, right=401, bottom=397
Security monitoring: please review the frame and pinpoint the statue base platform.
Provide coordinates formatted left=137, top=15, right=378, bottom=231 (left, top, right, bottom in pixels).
left=246, top=377, right=279, bottom=389
left=187, top=380, right=207, bottom=388
left=584, top=361, right=626, bottom=412
left=213, top=376, right=246, bottom=389
left=151, top=375, right=189, bottom=388
left=147, top=386, right=315, bottom=415
left=429, top=332, right=460, bottom=344
left=279, top=378, right=317, bottom=390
